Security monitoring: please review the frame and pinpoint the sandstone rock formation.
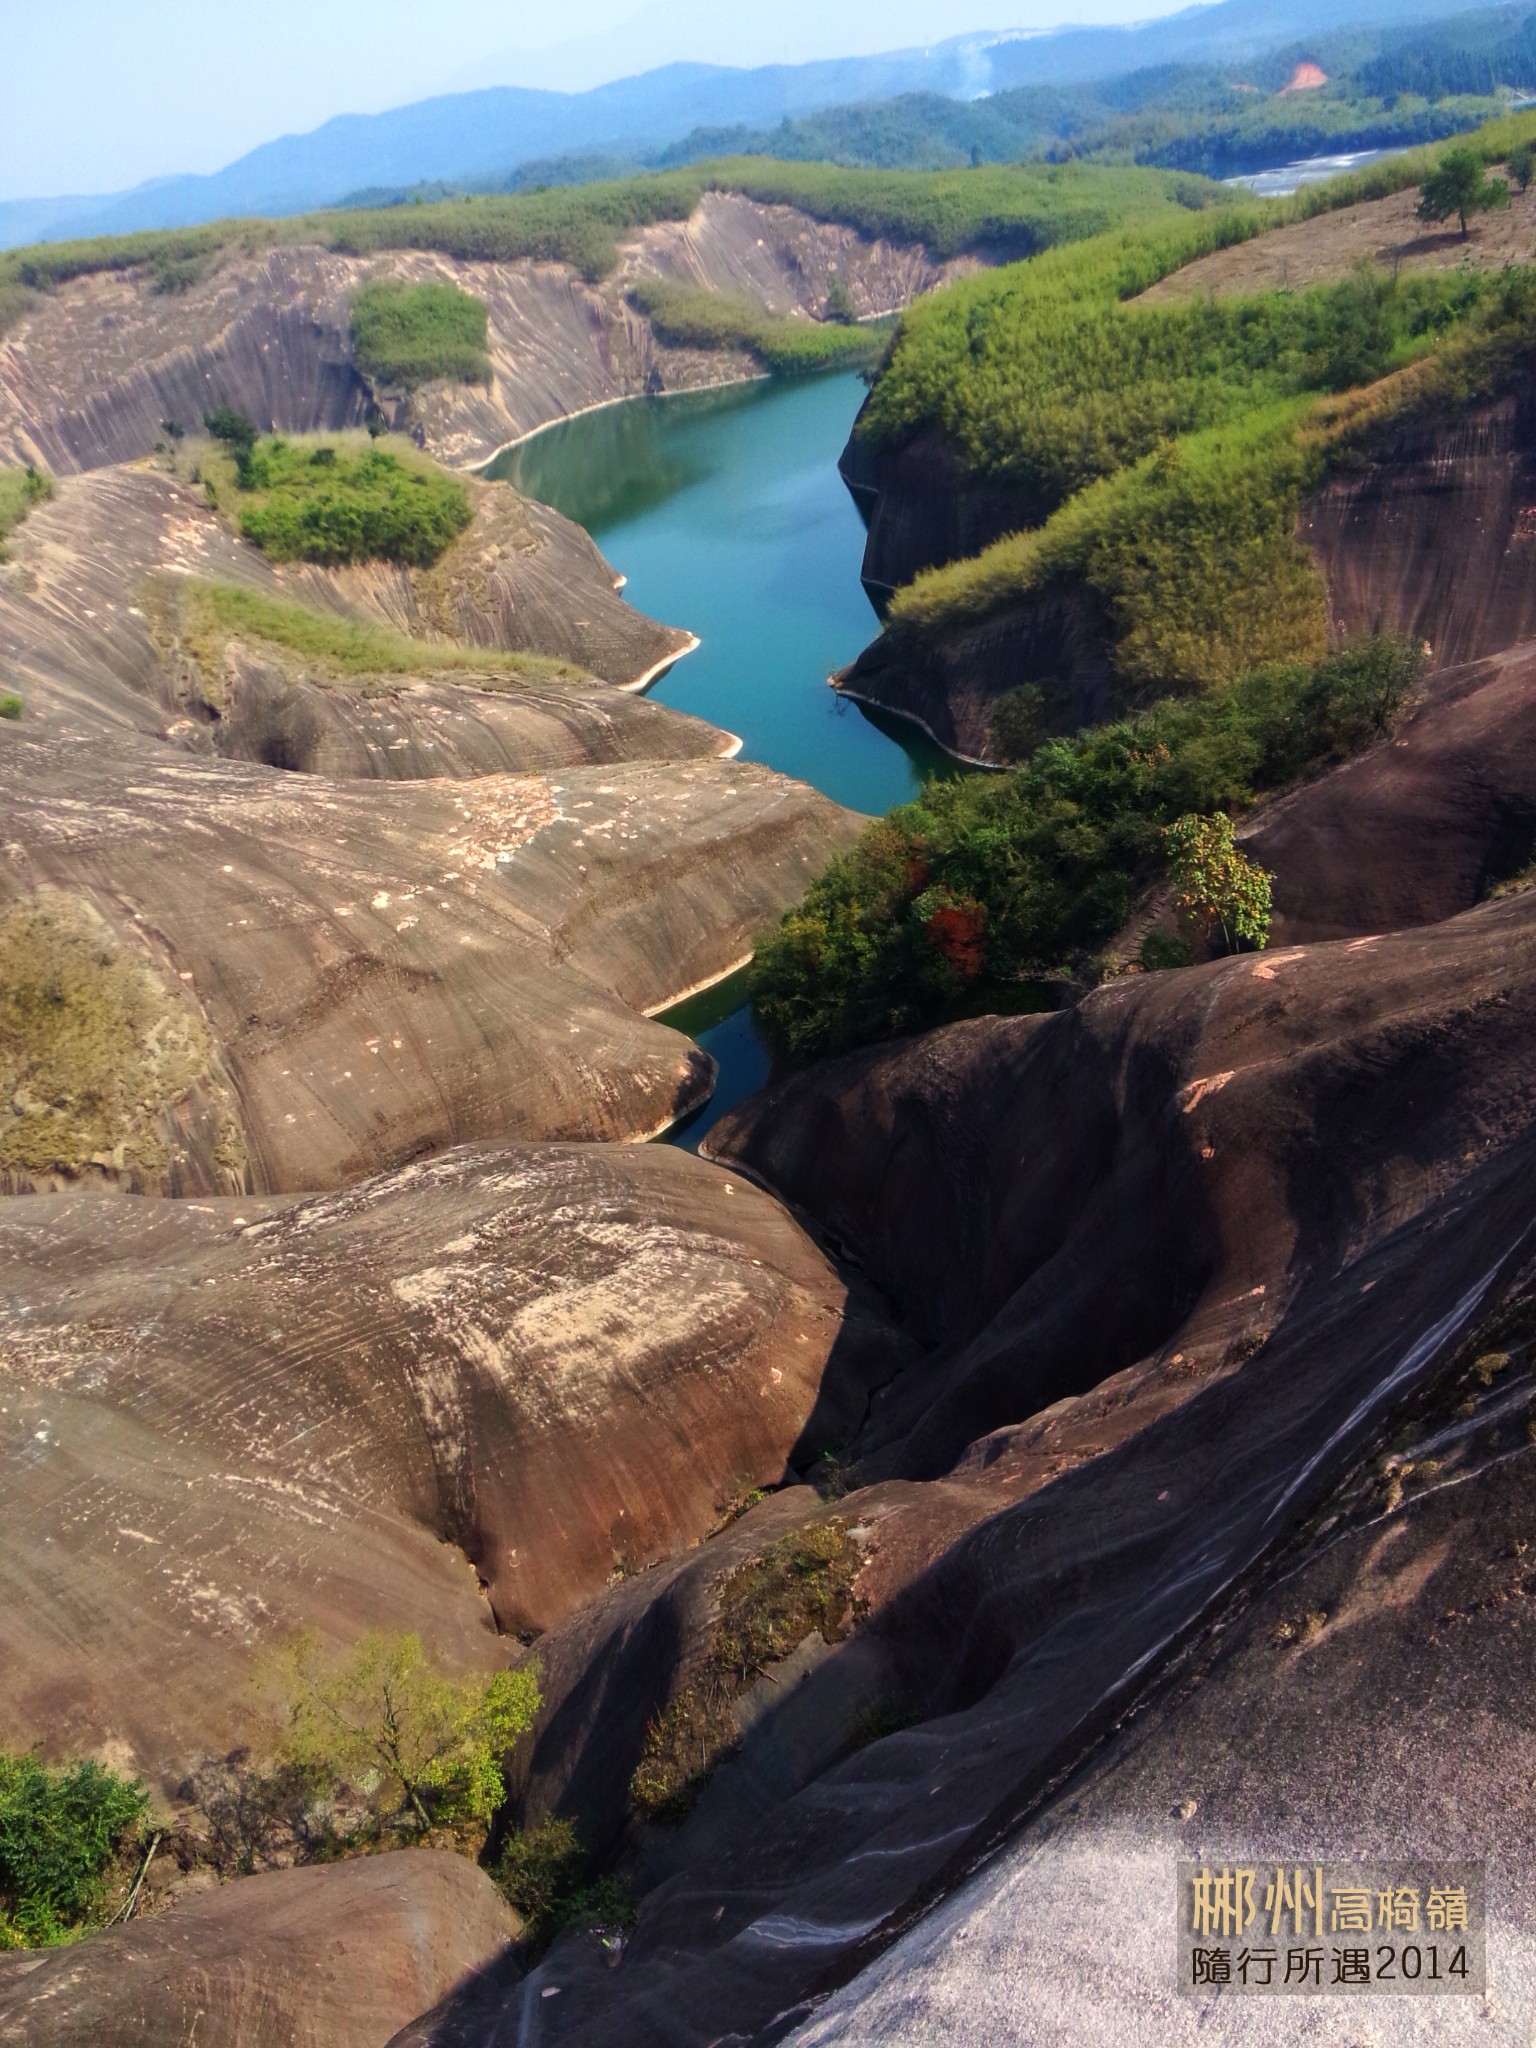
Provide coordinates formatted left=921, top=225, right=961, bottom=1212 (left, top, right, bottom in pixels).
left=0, top=463, right=864, bottom=1190
left=836, top=273, right=1536, bottom=768
left=0, top=195, right=969, bottom=478
left=788, top=1334, right=1536, bottom=2045
left=4, top=462, right=692, bottom=718
left=1246, top=640, right=1536, bottom=944
left=0, top=1143, right=895, bottom=1783
left=395, top=890, right=1536, bottom=2044
left=0, top=1851, right=516, bottom=2048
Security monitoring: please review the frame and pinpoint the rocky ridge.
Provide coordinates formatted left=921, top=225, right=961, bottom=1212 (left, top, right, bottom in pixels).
left=0, top=194, right=970, bottom=479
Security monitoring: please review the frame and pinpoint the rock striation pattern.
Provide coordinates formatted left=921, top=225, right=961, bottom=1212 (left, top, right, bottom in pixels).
left=0, top=1144, right=893, bottom=1783
left=410, top=890, right=1536, bottom=2045
left=0, top=195, right=970, bottom=478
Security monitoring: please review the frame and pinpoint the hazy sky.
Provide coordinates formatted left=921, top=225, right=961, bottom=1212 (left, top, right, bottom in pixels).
left=2, top=0, right=1193, bottom=201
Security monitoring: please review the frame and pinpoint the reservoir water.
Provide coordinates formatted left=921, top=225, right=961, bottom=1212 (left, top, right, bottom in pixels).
left=490, top=371, right=949, bottom=1148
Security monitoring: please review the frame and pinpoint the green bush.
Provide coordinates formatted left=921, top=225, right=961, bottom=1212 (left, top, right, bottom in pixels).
left=0, top=1753, right=147, bottom=1947
left=230, top=438, right=473, bottom=566
left=1165, top=812, right=1273, bottom=953
left=351, top=279, right=491, bottom=388
left=752, top=639, right=1419, bottom=1062
left=0, top=694, right=21, bottom=721
left=494, top=1817, right=633, bottom=1945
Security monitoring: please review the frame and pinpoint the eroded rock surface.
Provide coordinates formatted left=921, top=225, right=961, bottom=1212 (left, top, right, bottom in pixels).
left=400, top=893, right=1536, bottom=2044
left=1246, top=641, right=1536, bottom=944
left=4, top=463, right=694, bottom=727
left=836, top=341, right=1536, bottom=768
left=0, top=196, right=969, bottom=477
left=789, top=1335, right=1536, bottom=2046
left=0, top=1851, right=515, bottom=2048
left=0, top=1143, right=894, bottom=1781
left=0, top=464, right=862, bottom=1187
left=2, top=727, right=858, bottom=1187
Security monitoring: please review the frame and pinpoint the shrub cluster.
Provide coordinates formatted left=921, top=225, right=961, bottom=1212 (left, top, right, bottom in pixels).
left=351, top=279, right=492, bottom=388
left=216, top=433, right=474, bottom=566
left=630, top=1522, right=859, bottom=1822
left=0, top=463, right=52, bottom=559
left=0, top=1753, right=147, bottom=1947
left=752, top=640, right=1420, bottom=1062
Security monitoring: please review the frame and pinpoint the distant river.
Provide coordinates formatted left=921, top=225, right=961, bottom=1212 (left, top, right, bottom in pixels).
left=487, top=371, right=951, bottom=1148
left=1226, top=148, right=1393, bottom=200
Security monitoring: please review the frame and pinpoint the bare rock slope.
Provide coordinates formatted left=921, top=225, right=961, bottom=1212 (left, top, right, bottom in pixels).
left=0, top=465, right=863, bottom=1189
left=0, top=1143, right=894, bottom=1783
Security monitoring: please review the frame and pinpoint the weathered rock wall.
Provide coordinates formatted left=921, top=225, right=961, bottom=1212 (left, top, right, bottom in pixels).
left=1245, top=639, right=1536, bottom=944
left=835, top=370, right=1536, bottom=766
left=0, top=195, right=971, bottom=478
left=411, top=889, right=1536, bottom=2045
left=1307, top=376, right=1536, bottom=666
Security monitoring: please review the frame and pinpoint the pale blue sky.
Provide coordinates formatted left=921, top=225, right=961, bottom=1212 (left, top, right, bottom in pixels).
left=3, top=0, right=1192, bottom=201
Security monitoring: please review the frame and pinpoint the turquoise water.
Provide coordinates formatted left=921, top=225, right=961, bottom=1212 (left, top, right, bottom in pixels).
left=490, top=372, right=949, bottom=1146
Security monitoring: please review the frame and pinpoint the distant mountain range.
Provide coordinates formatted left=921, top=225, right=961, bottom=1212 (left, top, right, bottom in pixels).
left=0, top=0, right=1498, bottom=251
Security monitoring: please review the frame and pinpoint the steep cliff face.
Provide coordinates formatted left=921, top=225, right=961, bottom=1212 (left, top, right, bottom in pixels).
left=0, top=196, right=969, bottom=478
left=837, top=373, right=1536, bottom=764
left=839, top=413, right=1033, bottom=603
left=1246, top=640, right=1536, bottom=944
left=835, top=581, right=1114, bottom=761
left=1306, top=375, right=1536, bottom=666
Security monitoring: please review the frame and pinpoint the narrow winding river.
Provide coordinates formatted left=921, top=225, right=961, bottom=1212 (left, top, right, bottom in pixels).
left=490, top=371, right=949, bottom=1147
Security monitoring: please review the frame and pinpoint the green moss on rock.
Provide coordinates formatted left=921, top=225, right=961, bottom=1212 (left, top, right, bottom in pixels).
left=631, top=1521, right=860, bottom=1823
left=0, top=892, right=218, bottom=1180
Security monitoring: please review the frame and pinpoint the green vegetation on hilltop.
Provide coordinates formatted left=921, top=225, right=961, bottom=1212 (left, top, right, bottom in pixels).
left=752, top=642, right=1420, bottom=1062
left=1, top=1752, right=147, bottom=1948
left=203, top=427, right=473, bottom=566
left=663, top=80, right=1503, bottom=187
left=150, top=575, right=581, bottom=690
left=0, top=159, right=1226, bottom=343
left=626, top=281, right=887, bottom=375
left=859, top=124, right=1536, bottom=690
left=351, top=278, right=491, bottom=387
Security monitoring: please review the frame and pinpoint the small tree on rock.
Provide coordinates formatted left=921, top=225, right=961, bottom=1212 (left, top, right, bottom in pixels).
left=1417, top=149, right=1509, bottom=240
left=274, top=1632, right=539, bottom=1837
left=1165, top=813, right=1273, bottom=955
